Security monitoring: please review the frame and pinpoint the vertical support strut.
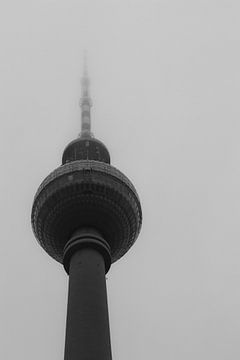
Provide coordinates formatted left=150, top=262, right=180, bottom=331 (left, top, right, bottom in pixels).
left=63, top=230, right=112, bottom=360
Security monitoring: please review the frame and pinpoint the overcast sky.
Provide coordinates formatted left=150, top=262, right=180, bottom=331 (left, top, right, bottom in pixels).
left=1, top=1, right=240, bottom=359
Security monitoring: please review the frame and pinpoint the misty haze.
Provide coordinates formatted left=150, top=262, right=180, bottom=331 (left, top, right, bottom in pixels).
left=0, top=1, right=240, bottom=359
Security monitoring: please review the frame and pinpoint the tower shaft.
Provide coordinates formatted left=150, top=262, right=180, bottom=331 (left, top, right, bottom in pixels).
left=64, top=232, right=112, bottom=360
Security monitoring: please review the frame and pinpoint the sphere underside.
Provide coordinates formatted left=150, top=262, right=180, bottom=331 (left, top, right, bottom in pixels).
left=31, top=160, right=142, bottom=263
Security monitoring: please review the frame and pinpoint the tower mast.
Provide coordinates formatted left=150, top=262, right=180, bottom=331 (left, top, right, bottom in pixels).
left=79, top=54, right=92, bottom=137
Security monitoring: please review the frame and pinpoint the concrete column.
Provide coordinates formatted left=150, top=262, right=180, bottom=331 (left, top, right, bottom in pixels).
left=64, top=246, right=112, bottom=360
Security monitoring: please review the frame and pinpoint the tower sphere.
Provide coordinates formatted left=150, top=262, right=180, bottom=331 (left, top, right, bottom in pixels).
left=31, top=159, right=142, bottom=264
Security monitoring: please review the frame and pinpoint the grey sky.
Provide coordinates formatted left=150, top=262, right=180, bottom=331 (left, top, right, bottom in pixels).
left=1, top=1, right=240, bottom=359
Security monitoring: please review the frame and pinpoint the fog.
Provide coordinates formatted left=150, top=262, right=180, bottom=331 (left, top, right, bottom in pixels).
left=1, top=1, right=240, bottom=359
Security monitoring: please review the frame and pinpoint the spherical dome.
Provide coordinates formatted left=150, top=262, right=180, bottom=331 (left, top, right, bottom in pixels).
left=62, top=137, right=110, bottom=164
left=31, top=160, right=142, bottom=264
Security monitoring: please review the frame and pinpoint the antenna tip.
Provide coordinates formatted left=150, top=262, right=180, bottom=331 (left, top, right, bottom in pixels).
left=83, top=50, right=88, bottom=76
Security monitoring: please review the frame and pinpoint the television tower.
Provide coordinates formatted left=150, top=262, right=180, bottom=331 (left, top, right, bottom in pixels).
left=31, top=59, right=142, bottom=360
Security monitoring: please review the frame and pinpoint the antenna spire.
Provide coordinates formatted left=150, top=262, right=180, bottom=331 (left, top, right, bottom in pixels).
left=79, top=52, right=92, bottom=137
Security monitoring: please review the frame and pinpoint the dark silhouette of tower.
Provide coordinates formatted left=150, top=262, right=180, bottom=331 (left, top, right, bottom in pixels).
left=31, top=58, right=142, bottom=360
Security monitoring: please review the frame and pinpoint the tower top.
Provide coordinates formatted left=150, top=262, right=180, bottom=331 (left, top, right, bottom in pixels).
left=79, top=53, right=92, bottom=138
left=32, top=55, right=142, bottom=266
left=62, top=55, right=111, bottom=164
